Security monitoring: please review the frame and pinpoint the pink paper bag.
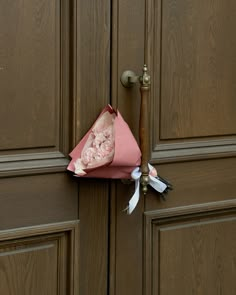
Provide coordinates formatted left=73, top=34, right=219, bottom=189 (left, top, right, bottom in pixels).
left=67, top=105, right=141, bottom=179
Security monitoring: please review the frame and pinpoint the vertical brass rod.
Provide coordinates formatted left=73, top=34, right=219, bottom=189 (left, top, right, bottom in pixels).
left=139, top=65, right=150, bottom=194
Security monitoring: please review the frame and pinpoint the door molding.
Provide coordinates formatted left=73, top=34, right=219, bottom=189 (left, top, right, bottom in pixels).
left=0, top=0, right=72, bottom=178
left=144, top=199, right=236, bottom=295
left=0, top=220, right=79, bottom=295
left=146, top=0, right=236, bottom=164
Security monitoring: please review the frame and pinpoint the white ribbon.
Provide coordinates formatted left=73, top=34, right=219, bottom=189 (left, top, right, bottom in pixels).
left=126, top=164, right=167, bottom=214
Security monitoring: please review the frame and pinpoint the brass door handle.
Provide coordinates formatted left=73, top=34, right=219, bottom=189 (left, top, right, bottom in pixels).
left=120, top=65, right=151, bottom=194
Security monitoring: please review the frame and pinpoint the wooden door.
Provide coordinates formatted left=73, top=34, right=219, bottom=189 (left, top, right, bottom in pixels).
left=0, top=1, right=80, bottom=294
left=0, top=1, right=112, bottom=294
left=110, top=1, right=236, bottom=295
left=2, top=1, right=236, bottom=295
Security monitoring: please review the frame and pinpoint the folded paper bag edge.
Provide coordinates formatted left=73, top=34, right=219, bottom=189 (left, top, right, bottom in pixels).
left=73, top=165, right=137, bottom=179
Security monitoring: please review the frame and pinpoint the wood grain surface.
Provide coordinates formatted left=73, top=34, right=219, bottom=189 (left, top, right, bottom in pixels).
left=160, top=0, right=236, bottom=139
left=111, top=1, right=236, bottom=295
left=75, top=1, right=111, bottom=295
left=0, top=241, right=58, bottom=295
left=157, top=214, right=236, bottom=294
left=0, top=0, right=59, bottom=150
left=0, top=221, right=79, bottom=295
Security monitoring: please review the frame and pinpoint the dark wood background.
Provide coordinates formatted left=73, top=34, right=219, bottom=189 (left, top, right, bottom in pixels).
left=0, top=1, right=236, bottom=294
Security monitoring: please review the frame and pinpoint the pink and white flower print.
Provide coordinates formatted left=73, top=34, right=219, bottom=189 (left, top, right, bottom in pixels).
left=74, top=111, right=116, bottom=175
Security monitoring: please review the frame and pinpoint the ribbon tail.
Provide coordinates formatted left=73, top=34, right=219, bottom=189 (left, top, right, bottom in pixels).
left=126, top=179, right=140, bottom=214
left=149, top=175, right=167, bottom=193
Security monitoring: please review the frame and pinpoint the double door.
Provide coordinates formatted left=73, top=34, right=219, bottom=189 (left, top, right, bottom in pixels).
left=0, top=1, right=236, bottom=294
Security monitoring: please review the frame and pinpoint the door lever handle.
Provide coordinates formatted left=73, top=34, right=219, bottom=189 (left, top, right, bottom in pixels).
left=120, top=65, right=151, bottom=194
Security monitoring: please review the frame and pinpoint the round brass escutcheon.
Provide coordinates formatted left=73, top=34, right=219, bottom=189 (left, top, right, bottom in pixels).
left=120, top=70, right=137, bottom=88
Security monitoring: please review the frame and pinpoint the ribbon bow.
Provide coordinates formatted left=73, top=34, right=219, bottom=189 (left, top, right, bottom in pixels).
left=126, top=164, right=170, bottom=214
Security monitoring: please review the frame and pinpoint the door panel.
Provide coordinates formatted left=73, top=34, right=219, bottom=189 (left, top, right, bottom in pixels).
left=0, top=0, right=60, bottom=150
left=111, top=0, right=236, bottom=294
left=0, top=1, right=80, bottom=294
left=0, top=221, right=79, bottom=295
left=0, top=0, right=76, bottom=221
left=159, top=0, right=236, bottom=139
left=147, top=0, right=236, bottom=163
left=0, top=0, right=70, bottom=177
left=0, top=240, right=59, bottom=295
left=146, top=158, right=236, bottom=210
left=0, top=173, right=78, bottom=230
left=145, top=205, right=236, bottom=295
left=1, top=0, right=112, bottom=293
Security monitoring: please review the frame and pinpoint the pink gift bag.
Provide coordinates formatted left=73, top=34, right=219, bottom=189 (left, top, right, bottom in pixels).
left=67, top=105, right=141, bottom=179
